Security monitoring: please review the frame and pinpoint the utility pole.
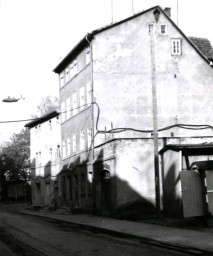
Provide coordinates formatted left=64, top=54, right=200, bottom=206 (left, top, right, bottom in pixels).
left=150, top=12, right=161, bottom=218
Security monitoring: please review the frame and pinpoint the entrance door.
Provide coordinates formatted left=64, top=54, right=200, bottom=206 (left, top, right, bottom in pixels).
left=205, top=171, right=213, bottom=214
left=180, top=170, right=204, bottom=217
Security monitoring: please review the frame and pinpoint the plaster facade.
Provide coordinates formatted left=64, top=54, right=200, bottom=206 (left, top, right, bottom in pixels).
left=26, top=112, right=61, bottom=207
left=54, top=6, right=213, bottom=216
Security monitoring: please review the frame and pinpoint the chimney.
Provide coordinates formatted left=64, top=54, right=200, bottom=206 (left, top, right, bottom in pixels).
left=164, top=7, right=171, bottom=17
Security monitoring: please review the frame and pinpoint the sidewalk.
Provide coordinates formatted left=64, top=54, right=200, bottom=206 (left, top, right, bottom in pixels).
left=21, top=209, right=213, bottom=255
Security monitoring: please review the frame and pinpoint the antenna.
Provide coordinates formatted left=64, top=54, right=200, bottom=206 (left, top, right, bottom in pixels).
left=111, top=0, right=113, bottom=23
left=177, top=0, right=179, bottom=25
left=132, top=0, right=134, bottom=15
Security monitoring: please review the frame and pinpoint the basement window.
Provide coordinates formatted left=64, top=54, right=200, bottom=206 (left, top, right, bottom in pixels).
left=171, top=39, right=182, bottom=55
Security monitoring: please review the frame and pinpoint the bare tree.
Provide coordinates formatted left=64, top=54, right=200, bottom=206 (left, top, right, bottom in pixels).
left=32, top=96, right=59, bottom=118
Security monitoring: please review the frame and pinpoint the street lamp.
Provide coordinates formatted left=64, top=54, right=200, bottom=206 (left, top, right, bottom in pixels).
left=2, top=95, right=25, bottom=103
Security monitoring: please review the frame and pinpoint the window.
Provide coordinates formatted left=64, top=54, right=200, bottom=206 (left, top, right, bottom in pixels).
left=80, top=130, right=85, bottom=151
left=56, top=116, right=60, bottom=125
left=88, top=172, right=93, bottom=194
left=49, top=148, right=52, bottom=160
left=36, top=152, right=39, bottom=167
left=72, top=93, right=78, bottom=116
left=38, top=152, right=42, bottom=166
left=70, top=63, right=74, bottom=79
left=46, top=183, right=50, bottom=196
left=86, top=47, right=90, bottom=65
left=87, top=128, right=92, bottom=149
left=65, top=67, right=70, bottom=83
left=66, top=98, right=71, bottom=119
left=61, top=102, right=66, bottom=122
left=148, top=23, right=154, bottom=35
left=67, top=138, right=71, bottom=156
left=160, top=24, right=167, bottom=35
left=73, top=60, right=78, bottom=76
left=80, top=87, right=86, bottom=111
left=36, top=183, right=41, bottom=192
left=38, top=125, right=41, bottom=132
left=56, top=145, right=61, bottom=158
left=81, top=173, right=85, bottom=195
left=62, top=140, right=66, bottom=159
left=171, top=39, right=182, bottom=55
left=73, top=134, right=77, bottom=154
left=49, top=120, right=52, bottom=130
left=59, top=71, right=65, bottom=88
left=86, top=82, right=92, bottom=105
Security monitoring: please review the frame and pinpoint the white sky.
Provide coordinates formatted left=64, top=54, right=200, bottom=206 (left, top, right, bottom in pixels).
left=0, top=0, right=213, bottom=141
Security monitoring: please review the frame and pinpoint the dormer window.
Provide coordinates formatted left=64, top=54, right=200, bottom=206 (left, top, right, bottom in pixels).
left=171, top=39, right=182, bottom=55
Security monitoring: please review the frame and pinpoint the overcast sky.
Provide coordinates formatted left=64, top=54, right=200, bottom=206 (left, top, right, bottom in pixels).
left=0, top=0, right=212, bottom=141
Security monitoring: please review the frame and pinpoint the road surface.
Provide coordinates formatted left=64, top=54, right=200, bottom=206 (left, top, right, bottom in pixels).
left=0, top=204, right=208, bottom=256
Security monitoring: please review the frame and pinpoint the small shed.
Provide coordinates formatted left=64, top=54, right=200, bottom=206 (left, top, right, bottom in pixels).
left=159, top=144, right=213, bottom=218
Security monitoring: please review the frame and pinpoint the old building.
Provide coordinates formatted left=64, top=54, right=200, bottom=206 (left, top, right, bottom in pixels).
left=53, top=5, right=213, bottom=217
left=25, top=111, right=61, bottom=208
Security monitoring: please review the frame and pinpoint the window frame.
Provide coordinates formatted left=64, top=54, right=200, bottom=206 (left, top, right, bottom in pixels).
left=80, top=87, right=86, bottom=111
left=160, top=24, right=167, bottom=35
left=59, top=71, right=65, bottom=88
left=171, top=38, right=182, bottom=56
left=80, top=130, right=85, bottom=151
left=62, top=140, right=67, bottom=159
left=87, top=128, right=92, bottom=149
left=73, top=60, right=78, bottom=76
left=65, top=67, right=70, bottom=84
left=61, top=102, right=66, bottom=123
left=72, top=93, right=78, bottom=116
left=67, top=138, right=71, bottom=156
left=86, top=47, right=90, bottom=65
left=72, top=134, right=77, bottom=154
left=86, top=82, right=92, bottom=105
left=66, top=98, right=71, bottom=120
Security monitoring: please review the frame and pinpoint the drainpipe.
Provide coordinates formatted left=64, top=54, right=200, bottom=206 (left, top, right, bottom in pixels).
left=150, top=9, right=161, bottom=218
left=85, top=34, right=96, bottom=211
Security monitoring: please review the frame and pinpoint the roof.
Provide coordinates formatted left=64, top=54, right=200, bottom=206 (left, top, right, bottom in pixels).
left=25, top=110, right=60, bottom=128
left=159, top=143, right=213, bottom=155
left=189, top=37, right=213, bottom=60
left=53, top=5, right=212, bottom=74
left=53, top=5, right=158, bottom=73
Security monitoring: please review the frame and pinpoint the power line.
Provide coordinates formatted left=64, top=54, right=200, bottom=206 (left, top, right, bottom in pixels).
left=0, top=103, right=91, bottom=124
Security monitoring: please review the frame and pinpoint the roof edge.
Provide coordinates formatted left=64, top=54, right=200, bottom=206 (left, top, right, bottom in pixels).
left=53, top=5, right=160, bottom=74
left=25, top=110, right=60, bottom=128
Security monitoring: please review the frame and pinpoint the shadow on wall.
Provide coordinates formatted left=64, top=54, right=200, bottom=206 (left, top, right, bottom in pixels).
left=163, top=163, right=182, bottom=217
left=93, top=148, right=156, bottom=219
left=32, top=147, right=159, bottom=219
left=59, top=156, right=86, bottom=209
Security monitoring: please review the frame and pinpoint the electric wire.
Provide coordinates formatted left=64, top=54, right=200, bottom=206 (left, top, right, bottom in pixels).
left=92, top=101, right=213, bottom=134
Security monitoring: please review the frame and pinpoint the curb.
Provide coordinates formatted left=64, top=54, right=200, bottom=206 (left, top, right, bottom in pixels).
left=21, top=211, right=212, bottom=255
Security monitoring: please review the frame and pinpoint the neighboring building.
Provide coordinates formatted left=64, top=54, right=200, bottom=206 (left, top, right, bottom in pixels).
left=52, top=5, right=213, bottom=217
left=25, top=111, right=61, bottom=208
left=159, top=143, right=213, bottom=218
